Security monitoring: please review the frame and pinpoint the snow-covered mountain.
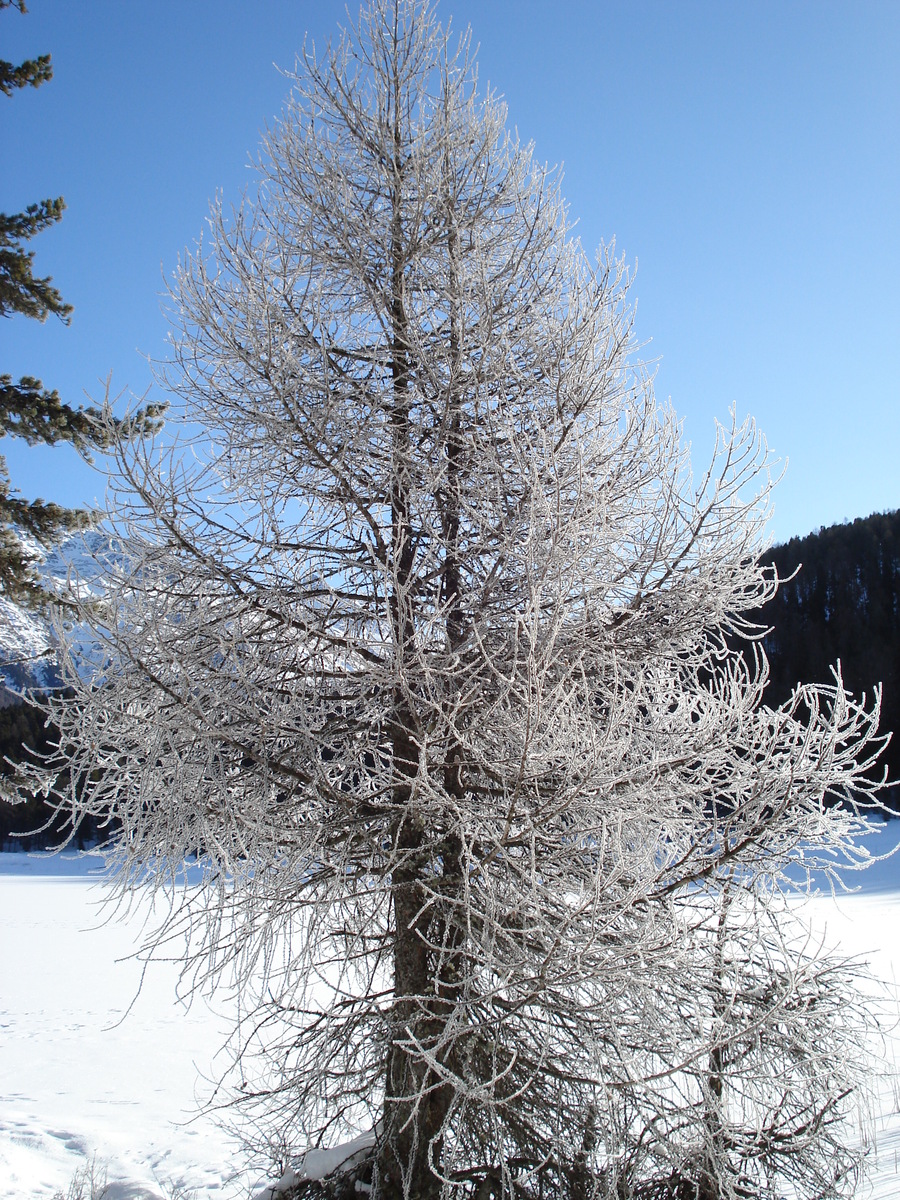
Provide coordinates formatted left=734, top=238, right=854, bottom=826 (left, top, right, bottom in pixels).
left=0, top=531, right=110, bottom=703
left=0, top=595, right=61, bottom=700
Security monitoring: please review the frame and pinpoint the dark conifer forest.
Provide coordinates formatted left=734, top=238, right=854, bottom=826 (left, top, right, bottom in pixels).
left=0, top=694, right=64, bottom=847
left=0, top=691, right=103, bottom=848
left=753, top=510, right=900, bottom=808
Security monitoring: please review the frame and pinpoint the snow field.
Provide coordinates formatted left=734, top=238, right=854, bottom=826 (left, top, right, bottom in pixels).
left=1, top=839, right=899, bottom=1199
left=802, top=890, right=900, bottom=1199
left=0, top=861, right=255, bottom=1199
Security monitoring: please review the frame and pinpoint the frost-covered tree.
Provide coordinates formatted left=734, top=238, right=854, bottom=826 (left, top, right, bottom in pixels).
left=23, top=2, right=886, bottom=1197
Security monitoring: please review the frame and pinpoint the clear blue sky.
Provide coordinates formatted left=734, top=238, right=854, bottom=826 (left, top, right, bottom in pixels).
left=5, top=1, right=899, bottom=545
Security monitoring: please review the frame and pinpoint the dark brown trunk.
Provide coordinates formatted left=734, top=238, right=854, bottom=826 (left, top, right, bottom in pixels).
left=377, top=65, right=470, bottom=1200
left=377, top=47, right=449, bottom=1198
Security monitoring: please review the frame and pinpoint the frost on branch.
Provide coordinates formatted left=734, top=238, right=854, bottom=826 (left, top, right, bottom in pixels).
left=21, top=1, right=889, bottom=1197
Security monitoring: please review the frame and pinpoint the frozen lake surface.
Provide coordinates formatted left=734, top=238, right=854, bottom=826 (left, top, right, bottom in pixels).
left=2, top=828, right=900, bottom=1199
left=0, top=856, right=251, bottom=1199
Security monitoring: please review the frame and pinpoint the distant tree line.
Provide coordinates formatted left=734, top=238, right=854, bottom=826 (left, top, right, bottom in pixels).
left=0, top=690, right=105, bottom=849
left=751, top=509, right=900, bottom=808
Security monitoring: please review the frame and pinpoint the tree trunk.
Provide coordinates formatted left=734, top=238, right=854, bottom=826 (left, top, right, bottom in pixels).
left=377, top=56, right=452, bottom=1193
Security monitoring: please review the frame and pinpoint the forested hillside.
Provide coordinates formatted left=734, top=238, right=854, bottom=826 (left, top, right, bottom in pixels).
left=755, top=510, right=900, bottom=805
left=0, top=531, right=106, bottom=848
left=0, top=697, right=69, bottom=848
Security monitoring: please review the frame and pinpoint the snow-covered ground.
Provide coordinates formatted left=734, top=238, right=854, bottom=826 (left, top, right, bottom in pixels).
left=0, top=854, right=254, bottom=1199
left=2, top=831, right=900, bottom=1200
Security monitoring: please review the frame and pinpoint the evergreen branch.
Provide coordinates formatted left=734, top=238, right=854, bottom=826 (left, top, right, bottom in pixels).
left=0, top=52, right=51, bottom=95
left=0, top=1, right=51, bottom=96
left=0, top=375, right=166, bottom=456
left=0, top=201, right=72, bottom=322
